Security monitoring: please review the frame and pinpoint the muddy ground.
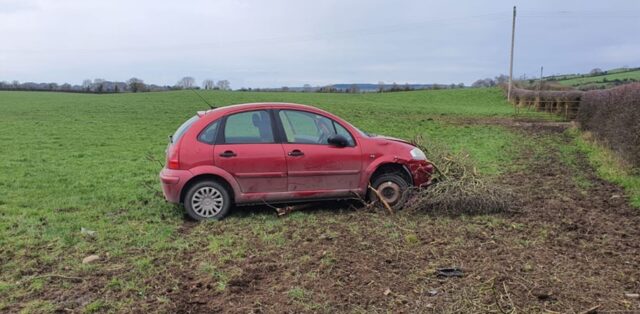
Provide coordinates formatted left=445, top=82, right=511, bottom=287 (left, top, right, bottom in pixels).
left=7, top=122, right=640, bottom=313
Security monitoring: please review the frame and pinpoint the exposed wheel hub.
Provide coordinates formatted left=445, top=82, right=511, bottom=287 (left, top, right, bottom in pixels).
left=377, top=181, right=401, bottom=205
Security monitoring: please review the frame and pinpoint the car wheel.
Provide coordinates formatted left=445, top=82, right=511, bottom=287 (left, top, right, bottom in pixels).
left=184, top=180, right=231, bottom=221
left=368, top=173, right=410, bottom=210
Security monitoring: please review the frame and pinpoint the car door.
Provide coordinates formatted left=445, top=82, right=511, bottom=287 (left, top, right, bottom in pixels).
left=214, top=109, right=287, bottom=193
left=277, top=109, right=362, bottom=192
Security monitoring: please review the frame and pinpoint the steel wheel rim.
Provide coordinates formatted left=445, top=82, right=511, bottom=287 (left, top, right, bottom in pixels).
left=191, top=186, right=224, bottom=217
left=378, top=181, right=401, bottom=205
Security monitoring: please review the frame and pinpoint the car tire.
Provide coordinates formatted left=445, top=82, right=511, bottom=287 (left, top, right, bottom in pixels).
left=368, top=173, right=410, bottom=210
left=184, top=180, right=231, bottom=221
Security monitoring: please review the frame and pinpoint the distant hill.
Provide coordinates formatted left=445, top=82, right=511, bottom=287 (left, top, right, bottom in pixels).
left=332, top=83, right=434, bottom=91
left=281, top=83, right=459, bottom=93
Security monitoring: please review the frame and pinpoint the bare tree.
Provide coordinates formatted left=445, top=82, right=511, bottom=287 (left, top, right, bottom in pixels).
left=177, top=76, right=196, bottom=89
left=494, top=74, right=509, bottom=85
left=93, top=78, right=105, bottom=93
left=216, top=80, right=230, bottom=91
left=82, top=79, right=92, bottom=91
left=202, top=79, right=215, bottom=90
left=303, top=84, right=312, bottom=92
left=471, top=78, right=496, bottom=88
left=377, top=81, right=385, bottom=93
left=318, top=85, right=337, bottom=93
left=590, top=68, right=603, bottom=76
left=127, top=77, right=146, bottom=93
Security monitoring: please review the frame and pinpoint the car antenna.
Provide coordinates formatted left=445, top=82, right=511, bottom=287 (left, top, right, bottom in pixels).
left=190, top=89, right=216, bottom=109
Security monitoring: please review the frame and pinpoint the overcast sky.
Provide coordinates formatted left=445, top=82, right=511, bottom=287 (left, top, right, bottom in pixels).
left=1, top=0, right=639, bottom=88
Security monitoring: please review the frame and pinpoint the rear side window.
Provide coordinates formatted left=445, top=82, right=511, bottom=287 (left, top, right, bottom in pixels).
left=223, top=110, right=275, bottom=144
left=198, top=120, right=220, bottom=144
left=172, top=115, right=199, bottom=144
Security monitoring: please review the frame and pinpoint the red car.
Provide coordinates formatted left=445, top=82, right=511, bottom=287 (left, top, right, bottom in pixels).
left=160, top=103, right=433, bottom=220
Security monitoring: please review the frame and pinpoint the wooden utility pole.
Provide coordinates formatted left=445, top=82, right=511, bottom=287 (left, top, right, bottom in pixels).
left=538, top=66, right=544, bottom=90
left=507, top=6, right=516, bottom=102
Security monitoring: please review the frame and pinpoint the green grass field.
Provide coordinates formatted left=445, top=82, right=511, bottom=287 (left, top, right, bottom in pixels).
left=1, top=88, right=639, bottom=312
left=554, top=69, right=640, bottom=88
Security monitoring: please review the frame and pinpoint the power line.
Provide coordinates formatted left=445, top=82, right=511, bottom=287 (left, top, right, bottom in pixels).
left=518, top=9, right=640, bottom=18
left=520, top=14, right=640, bottom=18
left=1, top=12, right=510, bottom=54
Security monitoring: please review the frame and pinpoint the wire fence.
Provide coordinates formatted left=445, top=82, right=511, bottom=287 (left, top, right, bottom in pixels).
left=508, top=87, right=583, bottom=121
left=512, top=100, right=580, bottom=121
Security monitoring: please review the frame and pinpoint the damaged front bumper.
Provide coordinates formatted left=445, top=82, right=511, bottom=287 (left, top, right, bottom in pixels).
left=406, top=160, right=434, bottom=187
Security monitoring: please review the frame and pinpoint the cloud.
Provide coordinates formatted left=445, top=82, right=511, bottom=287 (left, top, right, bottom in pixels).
left=598, top=44, right=640, bottom=64
left=0, top=0, right=38, bottom=14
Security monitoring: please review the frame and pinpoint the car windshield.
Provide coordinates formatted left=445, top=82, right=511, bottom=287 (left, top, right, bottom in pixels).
left=171, top=115, right=199, bottom=143
left=345, top=121, right=372, bottom=137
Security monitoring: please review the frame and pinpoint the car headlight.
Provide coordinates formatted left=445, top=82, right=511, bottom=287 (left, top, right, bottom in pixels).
left=410, top=147, right=427, bottom=160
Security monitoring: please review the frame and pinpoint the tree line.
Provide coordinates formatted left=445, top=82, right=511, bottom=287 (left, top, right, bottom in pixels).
left=3, top=74, right=529, bottom=94
left=238, top=82, right=466, bottom=93
left=471, top=74, right=509, bottom=88
left=0, top=77, right=231, bottom=93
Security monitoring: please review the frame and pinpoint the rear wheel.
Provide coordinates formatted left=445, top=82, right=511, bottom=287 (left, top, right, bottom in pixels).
left=184, top=180, right=231, bottom=221
left=368, top=173, right=410, bottom=210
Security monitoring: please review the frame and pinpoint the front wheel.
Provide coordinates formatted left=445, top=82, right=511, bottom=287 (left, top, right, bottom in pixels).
left=184, top=180, right=231, bottom=221
left=368, top=173, right=410, bottom=210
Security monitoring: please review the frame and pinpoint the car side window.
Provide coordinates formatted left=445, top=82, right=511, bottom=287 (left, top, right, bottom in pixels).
left=197, top=120, right=220, bottom=144
left=333, top=121, right=356, bottom=146
left=279, top=110, right=355, bottom=146
left=224, top=110, right=275, bottom=144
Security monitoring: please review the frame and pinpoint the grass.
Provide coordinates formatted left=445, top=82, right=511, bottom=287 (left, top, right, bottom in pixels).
left=0, top=88, right=526, bottom=310
left=566, top=127, right=640, bottom=207
left=0, top=87, right=637, bottom=311
left=554, top=69, right=640, bottom=87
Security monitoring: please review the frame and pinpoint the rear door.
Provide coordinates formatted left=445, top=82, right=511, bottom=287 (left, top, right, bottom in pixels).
left=214, top=110, right=287, bottom=193
left=277, top=109, right=362, bottom=192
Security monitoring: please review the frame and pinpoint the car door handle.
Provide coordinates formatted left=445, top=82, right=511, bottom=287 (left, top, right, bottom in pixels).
left=288, top=149, right=304, bottom=157
left=219, top=150, right=237, bottom=158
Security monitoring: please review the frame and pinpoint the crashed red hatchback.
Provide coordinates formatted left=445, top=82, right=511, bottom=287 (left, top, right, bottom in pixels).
left=160, top=103, right=433, bottom=220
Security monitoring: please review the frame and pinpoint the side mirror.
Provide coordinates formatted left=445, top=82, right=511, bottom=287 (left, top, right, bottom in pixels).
left=327, top=134, right=349, bottom=147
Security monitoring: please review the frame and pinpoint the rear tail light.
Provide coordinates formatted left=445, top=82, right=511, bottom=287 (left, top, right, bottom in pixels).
left=167, top=144, right=180, bottom=169
left=168, top=158, right=180, bottom=170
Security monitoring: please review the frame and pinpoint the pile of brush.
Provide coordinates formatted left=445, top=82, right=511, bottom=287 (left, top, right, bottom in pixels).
left=406, top=136, right=516, bottom=215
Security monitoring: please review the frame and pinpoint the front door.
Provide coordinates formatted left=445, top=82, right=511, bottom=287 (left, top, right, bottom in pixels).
left=214, top=110, right=287, bottom=193
left=277, top=109, right=362, bottom=192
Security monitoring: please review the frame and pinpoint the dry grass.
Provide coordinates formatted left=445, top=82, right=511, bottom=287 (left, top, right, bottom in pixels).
left=406, top=136, right=517, bottom=215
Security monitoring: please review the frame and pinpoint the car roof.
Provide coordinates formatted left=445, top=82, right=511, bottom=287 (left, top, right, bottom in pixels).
left=198, top=102, right=331, bottom=117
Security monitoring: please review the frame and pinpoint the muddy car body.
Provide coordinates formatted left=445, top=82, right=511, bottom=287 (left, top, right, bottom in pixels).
left=159, top=103, right=433, bottom=220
